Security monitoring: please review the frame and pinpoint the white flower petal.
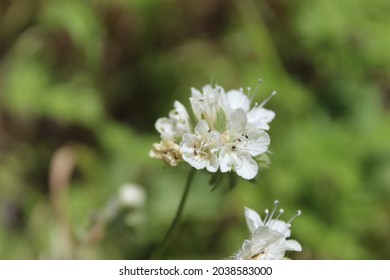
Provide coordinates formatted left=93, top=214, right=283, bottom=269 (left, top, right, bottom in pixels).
left=155, top=118, right=174, bottom=139
left=155, top=100, right=191, bottom=141
left=171, top=101, right=191, bottom=134
left=182, top=154, right=207, bottom=170
left=265, top=238, right=287, bottom=260
left=208, top=136, right=222, bottom=152
left=229, top=109, right=248, bottom=132
left=235, top=154, right=258, bottom=180
left=219, top=147, right=234, bottom=173
left=190, top=88, right=203, bottom=120
left=206, top=152, right=219, bottom=172
left=191, top=87, right=202, bottom=98
left=285, top=239, right=302, bottom=252
left=208, top=131, right=221, bottom=151
left=244, top=207, right=263, bottom=234
left=253, top=226, right=283, bottom=241
left=180, top=133, right=198, bottom=153
left=226, top=90, right=251, bottom=111
left=247, top=107, right=275, bottom=131
left=244, top=130, right=270, bottom=156
left=194, top=119, right=210, bottom=136
left=172, top=101, right=189, bottom=119
left=269, top=220, right=291, bottom=238
left=202, top=84, right=213, bottom=94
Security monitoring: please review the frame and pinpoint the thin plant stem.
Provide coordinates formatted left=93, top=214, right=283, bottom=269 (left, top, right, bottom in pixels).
left=153, top=168, right=196, bottom=259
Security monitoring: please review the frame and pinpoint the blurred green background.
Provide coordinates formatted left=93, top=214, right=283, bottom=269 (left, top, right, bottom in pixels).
left=1, top=0, right=389, bottom=260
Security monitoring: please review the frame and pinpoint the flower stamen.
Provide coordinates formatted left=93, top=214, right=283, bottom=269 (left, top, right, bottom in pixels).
left=259, top=91, right=276, bottom=107
left=265, top=200, right=279, bottom=226
left=263, top=209, right=269, bottom=223
left=268, top=209, right=284, bottom=228
left=287, top=210, right=302, bottom=225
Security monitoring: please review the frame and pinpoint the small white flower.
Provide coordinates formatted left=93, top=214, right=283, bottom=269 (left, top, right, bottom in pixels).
left=234, top=201, right=302, bottom=260
left=155, top=101, right=191, bottom=141
left=190, top=84, right=224, bottom=129
left=219, top=109, right=270, bottom=180
left=223, top=89, right=275, bottom=131
left=180, top=120, right=221, bottom=172
left=118, top=183, right=146, bottom=208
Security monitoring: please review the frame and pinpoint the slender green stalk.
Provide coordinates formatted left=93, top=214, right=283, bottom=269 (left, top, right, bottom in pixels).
left=153, top=168, right=196, bottom=259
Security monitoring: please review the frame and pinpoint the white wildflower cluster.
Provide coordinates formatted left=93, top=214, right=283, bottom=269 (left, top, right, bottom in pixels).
left=150, top=84, right=275, bottom=180
left=234, top=201, right=302, bottom=260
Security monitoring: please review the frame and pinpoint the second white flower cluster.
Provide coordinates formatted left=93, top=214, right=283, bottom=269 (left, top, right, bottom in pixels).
left=150, top=84, right=276, bottom=180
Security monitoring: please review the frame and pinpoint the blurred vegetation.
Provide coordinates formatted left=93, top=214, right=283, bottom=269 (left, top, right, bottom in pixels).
left=0, top=0, right=389, bottom=260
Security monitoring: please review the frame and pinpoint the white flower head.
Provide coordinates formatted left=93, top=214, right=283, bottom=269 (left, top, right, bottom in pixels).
left=234, top=201, right=302, bottom=260
left=180, top=120, right=221, bottom=172
left=219, top=109, right=270, bottom=180
left=151, top=82, right=276, bottom=181
left=155, top=101, right=191, bottom=141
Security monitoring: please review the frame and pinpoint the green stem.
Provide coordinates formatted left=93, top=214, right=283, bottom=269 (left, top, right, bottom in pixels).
left=153, top=168, right=196, bottom=259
